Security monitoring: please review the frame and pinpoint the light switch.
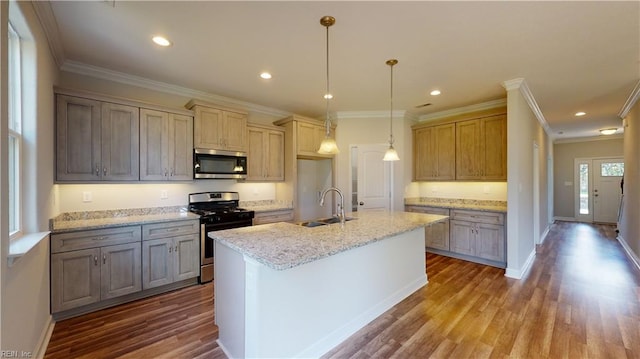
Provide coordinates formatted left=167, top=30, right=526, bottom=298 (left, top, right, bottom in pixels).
left=160, top=190, right=168, bottom=199
left=82, top=192, right=92, bottom=203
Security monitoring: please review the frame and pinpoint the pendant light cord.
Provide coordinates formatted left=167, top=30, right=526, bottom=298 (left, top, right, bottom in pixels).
left=389, top=61, right=395, bottom=146
left=325, top=23, right=331, bottom=136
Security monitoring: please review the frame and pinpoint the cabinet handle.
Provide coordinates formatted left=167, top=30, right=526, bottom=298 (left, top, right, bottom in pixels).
left=102, top=254, right=106, bottom=264
left=92, top=236, right=108, bottom=241
left=164, top=169, right=168, bottom=177
left=175, top=246, right=178, bottom=253
left=167, top=228, right=180, bottom=232
left=103, top=167, right=107, bottom=176
left=170, top=169, right=174, bottom=177
left=95, top=165, right=100, bottom=176
left=94, top=256, right=98, bottom=266
left=169, top=246, right=173, bottom=253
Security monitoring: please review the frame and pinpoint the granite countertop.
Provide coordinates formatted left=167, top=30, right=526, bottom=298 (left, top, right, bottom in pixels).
left=210, top=211, right=448, bottom=271
left=50, top=206, right=200, bottom=233
left=240, top=200, right=294, bottom=213
left=404, top=197, right=507, bottom=212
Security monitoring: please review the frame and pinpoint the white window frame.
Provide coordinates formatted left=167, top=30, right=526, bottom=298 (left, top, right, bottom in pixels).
left=8, top=22, right=23, bottom=240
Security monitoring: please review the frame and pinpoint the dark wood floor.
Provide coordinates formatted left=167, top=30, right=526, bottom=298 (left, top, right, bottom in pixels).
left=45, top=222, right=640, bottom=358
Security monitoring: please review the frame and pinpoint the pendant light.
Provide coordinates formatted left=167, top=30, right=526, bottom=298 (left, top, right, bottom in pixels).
left=383, top=59, right=400, bottom=161
left=317, top=16, right=340, bottom=155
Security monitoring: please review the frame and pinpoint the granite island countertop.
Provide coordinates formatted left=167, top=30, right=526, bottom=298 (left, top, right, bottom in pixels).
left=50, top=206, right=200, bottom=233
left=239, top=199, right=294, bottom=213
left=209, top=211, right=448, bottom=271
left=404, top=197, right=507, bottom=212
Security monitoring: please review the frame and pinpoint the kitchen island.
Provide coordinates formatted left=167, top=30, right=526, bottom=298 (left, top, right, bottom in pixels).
left=210, top=211, right=448, bottom=358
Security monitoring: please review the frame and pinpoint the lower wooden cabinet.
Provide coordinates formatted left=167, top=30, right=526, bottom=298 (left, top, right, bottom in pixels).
left=404, top=205, right=450, bottom=251
left=142, top=234, right=199, bottom=289
left=51, top=228, right=142, bottom=313
left=253, top=209, right=294, bottom=225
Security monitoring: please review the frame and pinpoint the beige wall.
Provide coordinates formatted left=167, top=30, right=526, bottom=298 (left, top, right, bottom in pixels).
left=1, top=1, right=59, bottom=356
left=553, top=138, right=623, bottom=219
left=505, top=81, right=551, bottom=278
left=620, top=95, right=640, bottom=260
left=405, top=182, right=507, bottom=201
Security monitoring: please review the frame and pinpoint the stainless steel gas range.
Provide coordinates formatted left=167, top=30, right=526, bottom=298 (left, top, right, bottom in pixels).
left=187, top=191, right=254, bottom=283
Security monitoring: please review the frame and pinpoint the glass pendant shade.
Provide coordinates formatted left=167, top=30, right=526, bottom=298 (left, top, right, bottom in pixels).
left=318, top=137, right=340, bottom=154
left=317, top=16, right=339, bottom=155
left=383, top=145, right=400, bottom=161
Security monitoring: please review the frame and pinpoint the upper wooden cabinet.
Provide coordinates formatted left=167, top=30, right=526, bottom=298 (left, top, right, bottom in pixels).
left=140, top=109, right=194, bottom=181
left=413, top=123, right=455, bottom=181
left=456, top=114, right=507, bottom=181
left=273, top=115, right=336, bottom=159
left=56, top=94, right=140, bottom=182
left=412, top=106, right=506, bottom=182
left=187, top=100, right=248, bottom=152
left=247, top=124, right=285, bottom=181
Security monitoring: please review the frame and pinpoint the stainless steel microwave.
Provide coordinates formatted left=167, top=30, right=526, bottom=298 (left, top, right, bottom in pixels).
left=194, top=149, right=247, bottom=179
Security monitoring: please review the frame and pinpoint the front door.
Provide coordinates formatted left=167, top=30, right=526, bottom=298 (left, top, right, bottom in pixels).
left=352, top=144, right=391, bottom=212
left=592, top=158, right=624, bottom=223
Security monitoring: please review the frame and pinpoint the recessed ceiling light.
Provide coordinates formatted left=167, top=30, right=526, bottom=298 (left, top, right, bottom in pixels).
left=324, top=93, right=333, bottom=99
left=575, top=111, right=586, bottom=117
left=599, top=128, right=617, bottom=135
left=152, top=36, right=171, bottom=47
left=430, top=90, right=441, bottom=96
left=260, top=72, right=272, bottom=79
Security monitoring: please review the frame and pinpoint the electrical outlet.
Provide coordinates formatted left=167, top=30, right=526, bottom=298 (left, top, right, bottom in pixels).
left=82, top=191, right=92, bottom=203
left=160, top=190, right=168, bottom=199
left=483, top=185, right=490, bottom=194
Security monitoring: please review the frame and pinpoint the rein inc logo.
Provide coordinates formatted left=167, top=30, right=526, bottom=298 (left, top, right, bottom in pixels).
left=0, top=351, right=32, bottom=358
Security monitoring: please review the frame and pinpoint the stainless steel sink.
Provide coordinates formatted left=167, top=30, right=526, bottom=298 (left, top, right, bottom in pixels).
left=297, top=216, right=356, bottom=227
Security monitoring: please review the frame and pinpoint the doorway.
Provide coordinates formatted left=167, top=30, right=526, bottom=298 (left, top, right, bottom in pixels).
left=574, top=157, right=624, bottom=223
left=350, top=144, right=392, bottom=212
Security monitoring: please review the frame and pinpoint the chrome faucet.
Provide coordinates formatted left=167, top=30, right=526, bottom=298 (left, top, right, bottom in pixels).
left=319, top=187, right=346, bottom=225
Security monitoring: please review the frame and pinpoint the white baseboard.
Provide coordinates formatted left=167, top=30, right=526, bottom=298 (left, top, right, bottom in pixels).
left=34, top=315, right=54, bottom=359
left=617, top=235, right=640, bottom=273
left=554, top=216, right=576, bottom=222
left=538, top=224, right=551, bottom=245
left=505, top=249, right=536, bottom=279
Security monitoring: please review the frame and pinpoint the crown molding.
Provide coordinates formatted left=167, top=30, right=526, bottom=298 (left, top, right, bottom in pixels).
left=618, top=80, right=640, bottom=119
left=502, top=77, right=552, bottom=135
left=61, top=60, right=291, bottom=118
left=554, top=133, right=624, bottom=144
left=417, top=98, right=506, bottom=122
left=31, top=1, right=65, bottom=67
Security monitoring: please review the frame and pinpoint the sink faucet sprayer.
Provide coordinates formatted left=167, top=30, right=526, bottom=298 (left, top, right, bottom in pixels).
left=319, top=187, right=346, bottom=225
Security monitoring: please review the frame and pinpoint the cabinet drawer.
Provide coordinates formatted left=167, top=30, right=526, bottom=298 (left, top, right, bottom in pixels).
left=450, top=209, right=504, bottom=225
left=253, top=210, right=294, bottom=225
left=52, top=226, right=142, bottom=253
left=405, top=206, right=449, bottom=216
left=142, top=220, right=200, bottom=240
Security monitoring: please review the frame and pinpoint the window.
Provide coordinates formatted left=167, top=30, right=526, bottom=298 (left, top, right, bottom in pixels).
left=601, top=162, right=624, bottom=177
left=579, top=163, right=589, bottom=215
left=8, top=22, right=22, bottom=238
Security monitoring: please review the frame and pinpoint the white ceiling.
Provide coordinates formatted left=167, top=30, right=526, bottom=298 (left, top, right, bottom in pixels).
left=43, top=1, right=639, bottom=139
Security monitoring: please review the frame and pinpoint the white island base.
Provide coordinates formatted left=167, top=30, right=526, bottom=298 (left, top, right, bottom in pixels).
left=215, top=227, right=427, bottom=358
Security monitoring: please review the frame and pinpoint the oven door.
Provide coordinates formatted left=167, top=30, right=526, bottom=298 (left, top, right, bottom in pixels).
left=194, top=149, right=247, bottom=179
left=200, top=219, right=253, bottom=283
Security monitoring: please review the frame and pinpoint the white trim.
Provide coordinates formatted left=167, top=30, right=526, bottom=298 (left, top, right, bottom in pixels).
left=31, top=1, right=65, bottom=67
left=8, top=231, right=50, bottom=267
left=60, top=60, right=291, bottom=118
left=502, top=78, right=551, bottom=136
left=554, top=216, right=577, bottom=222
left=618, top=80, right=640, bottom=119
left=504, top=249, right=536, bottom=279
left=417, top=98, right=506, bottom=122
left=554, top=133, right=624, bottom=144
left=538, top=225, right=551, bottom=245
left=617, top=234, right=640, bottom=274
left=336, top=110, right=406, bottom=120
left=34, top=316, right=55, bottom=359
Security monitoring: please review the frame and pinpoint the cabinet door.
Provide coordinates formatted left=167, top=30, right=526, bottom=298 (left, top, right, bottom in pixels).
left=56, top=95, right=102, bottom=181
left=168, top=114, right=194, bottom=180
left=481, top=115, right=507, bottom=180
left=174, top=234, right=200, bottom=281
left=142, top=238, right=174, bottom=289
left=434, top=124, right=456, bottom=180
left=450, top=220, right=476, bottom=256
left=426, top=220, right=450, bottom=251
left=475, top=222, right=505, bottom=262
left=247, top=126, right=266, bottom=180
left=223, top=111, right=248, bottom=152
left=297, top=122, right=319, bottom=155
left=413, top=127, right=434, bottom=180
left=101, top=103, right=140, bottom=181
left=100, top=242, right=142, bottom=300
left=266, top=130, right=284, bottom=180
left=140, top=109, right=169, bottom=180
left=456, top=119, right=481, bottom=180
left=194, top=107, right=224, bottom=149
left=51, top=248, right=101, bottom=312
